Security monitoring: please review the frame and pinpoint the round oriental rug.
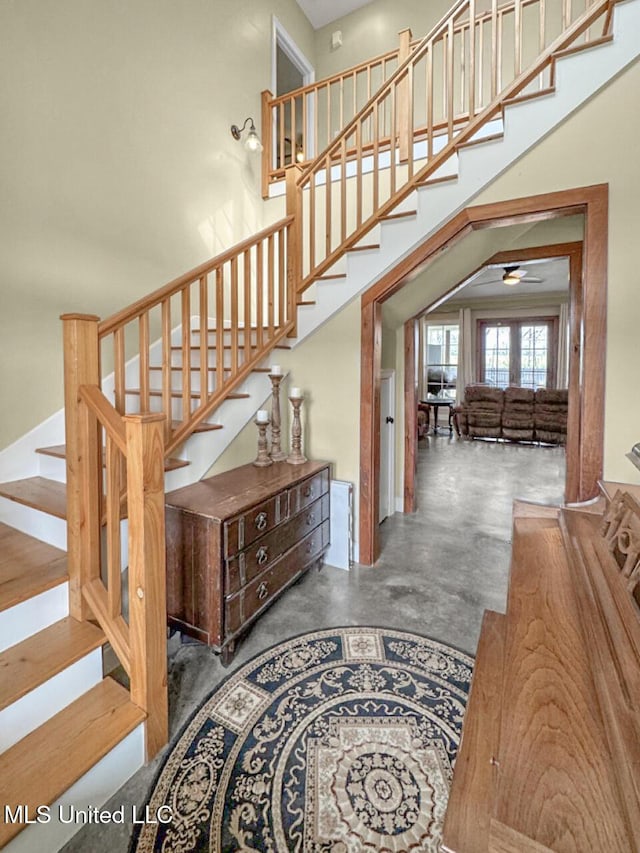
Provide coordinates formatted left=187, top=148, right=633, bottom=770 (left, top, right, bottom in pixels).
left=132, top=627, right=473, bottom=853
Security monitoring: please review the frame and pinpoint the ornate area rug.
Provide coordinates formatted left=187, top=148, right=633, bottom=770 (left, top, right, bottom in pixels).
left=132, top=627, right=473, bottom=853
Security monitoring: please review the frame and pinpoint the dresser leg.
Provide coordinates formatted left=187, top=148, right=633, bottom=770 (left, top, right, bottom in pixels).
left=220, top=641, right=236, bottom=667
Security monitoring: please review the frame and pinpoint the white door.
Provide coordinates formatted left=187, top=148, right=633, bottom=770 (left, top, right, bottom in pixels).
left=379, top=370, right=395, bottom=523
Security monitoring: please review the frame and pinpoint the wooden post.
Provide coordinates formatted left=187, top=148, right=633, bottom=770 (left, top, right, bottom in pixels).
left=404, top=318, right=418, bottom=514
left=61, top=313, right=101, bottom=621
left=261, top=89, right=273, bottom=200
left=285, top=164, right=303, bottom=338
left=125, top=412, right=168, bottom=760
left=397, top=28, right=413, bottom=163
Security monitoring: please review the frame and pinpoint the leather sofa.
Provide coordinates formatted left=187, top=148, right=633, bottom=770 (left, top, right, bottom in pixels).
left=454, top=385, right=568, bottom=444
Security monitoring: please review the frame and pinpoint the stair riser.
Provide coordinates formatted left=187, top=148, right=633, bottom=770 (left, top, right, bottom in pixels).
left=0, top=583, right=68, bottom=653
left=2, top=725, right=145, bottom=853
left=0, top=650, right=102, bottom=752
left=0, top=497, right=66, bottom=551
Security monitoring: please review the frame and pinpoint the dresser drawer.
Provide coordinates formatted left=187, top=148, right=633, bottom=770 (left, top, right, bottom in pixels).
left=224, top=491, right=287, bottom=557
left=289, top=467, right=330, bottom=516
left=225, top=520, right=330, bottom=636
left=225, top=493, right=330, bottom=595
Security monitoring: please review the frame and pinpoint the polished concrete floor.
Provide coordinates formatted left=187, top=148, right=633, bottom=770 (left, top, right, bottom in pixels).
left=61, top=435, right=565, bottom=852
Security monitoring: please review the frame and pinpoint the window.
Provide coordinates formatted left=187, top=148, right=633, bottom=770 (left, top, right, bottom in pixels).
left=424, top=322, right=459, bottom=398
left=478, top=317, right=558, bottom=389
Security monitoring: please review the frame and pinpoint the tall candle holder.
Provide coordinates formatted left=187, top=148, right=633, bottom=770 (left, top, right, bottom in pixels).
left=253, top=414, right=273, bottom=467
left=287, top=393, right=307, bottom=465
left=268, top=372, right=287, bottom=462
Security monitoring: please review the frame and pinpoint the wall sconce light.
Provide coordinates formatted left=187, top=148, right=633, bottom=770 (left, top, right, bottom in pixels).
left=230, top=117, right=263, bottom=152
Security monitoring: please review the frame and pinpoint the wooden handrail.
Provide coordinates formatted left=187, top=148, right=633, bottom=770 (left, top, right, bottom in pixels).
left=99, top=217, right=293, bottom=337
left=291, top=0, right=617, bottom=288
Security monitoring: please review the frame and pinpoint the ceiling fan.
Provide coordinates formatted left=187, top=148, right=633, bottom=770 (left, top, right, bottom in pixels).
left=493, top=265, right=544, bottom=286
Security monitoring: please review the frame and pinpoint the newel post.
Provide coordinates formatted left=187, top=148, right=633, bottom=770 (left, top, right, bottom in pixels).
left=261, top=89, right=274, bottom=200
left=286, top=164, right=303, bottom=338
left=125, top=412, right=168, bottom=760
left=61, top=313, right=102, bottom=621
left=397, top=28, right=413, bottom=163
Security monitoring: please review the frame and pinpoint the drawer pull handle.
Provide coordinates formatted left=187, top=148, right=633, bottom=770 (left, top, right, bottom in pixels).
left=257, top=546, right=269, bottom=565
left=257, top=582, right=269, bottom=600
left=303, top=484, right=313, bottom=498
left=306, top=540, right=315, bottom=554
left=306, top=513, right=315, bottom=526
left=255, top=512, right=268, bottom=531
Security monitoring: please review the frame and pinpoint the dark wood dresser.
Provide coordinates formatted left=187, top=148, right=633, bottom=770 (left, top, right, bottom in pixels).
left=165, top=460, right=330, bottom=663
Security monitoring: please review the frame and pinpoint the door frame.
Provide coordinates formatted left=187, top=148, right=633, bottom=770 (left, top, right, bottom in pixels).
left=379, top=368, right=396, bottom=522
left=359, top=185, right=607, bottom=565
left=271, top=17, right=316, bottom=164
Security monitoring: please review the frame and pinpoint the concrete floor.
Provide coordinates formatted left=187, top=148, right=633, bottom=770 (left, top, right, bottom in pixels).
left=61, top=435, right=565, bottom=852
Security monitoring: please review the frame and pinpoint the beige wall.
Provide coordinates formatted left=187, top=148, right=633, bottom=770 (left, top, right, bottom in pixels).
left=313, top=0, right=451, bottom=80
left=0, top=0, right=314, bottom=449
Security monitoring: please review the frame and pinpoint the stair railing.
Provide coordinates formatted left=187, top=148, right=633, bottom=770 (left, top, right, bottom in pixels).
left=62, top=314, right=168, bottom=760
left=262, top=29, right=414, bottom=196
left=289, top=0, right=617, bottom=291
left=98, top=216, right=295, bottom=458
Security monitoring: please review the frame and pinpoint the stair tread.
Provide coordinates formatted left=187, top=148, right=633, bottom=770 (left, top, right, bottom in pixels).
left=0, top=523, right=68, bottom=613
left=442, top=610, right=505, bottom=853
left=0, top=617, right=105, bottom=712
left=503, top=86, right=556, bottom=108
left=149, top=365, right=270, bottom=374
left=553, top=33, right=614, bottom=62
left=0, top=477, right=67, bottom=520
left=316, top=273, right=347, bottom=281
left=35, top=445, right=189, bottom=472
left=170, top=420, right=223, bottom=433
left=348, top=243, right=380, bottom=252
left=416, top=172, right=458, bottom=188
left=457, top=131, right=504, bottom=151
left=0, top=678, right=145, bottom=847
left=380, top=209, right=417, bottom=221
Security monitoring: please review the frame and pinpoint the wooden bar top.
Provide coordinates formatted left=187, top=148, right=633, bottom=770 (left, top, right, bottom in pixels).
left=165, top=460, right=329, bottom=518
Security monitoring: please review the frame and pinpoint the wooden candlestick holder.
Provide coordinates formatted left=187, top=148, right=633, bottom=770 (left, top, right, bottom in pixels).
left=287, top=396, right=307, bottom=465
left=268, top=373, right=287, bottom=462
left=253, top=418, right=273, bottom=467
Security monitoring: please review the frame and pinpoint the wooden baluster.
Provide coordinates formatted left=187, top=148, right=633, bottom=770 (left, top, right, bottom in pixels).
left=310, top=171, right=316, bottom=275
left=315, top=86, right=320, bottom=157
left=491, top=0, right=499, bottom=99
left=497, top=8, right=503, bottom=93
left=478, top=19, right=484, bottom=110
left=563, top=0, right=571, bottom=28
left=325, top=153, right=332, bottom=259
left=161, top=298, right=172, bottom=438
left=302, top=90, right=308, bottom=161
left=279, top=103, right=285, bottom=173
left=216, top=267, right=224, bottom=390
left=341, top=136, right=347, bottom=243
left=114, top=327, right=125, bottom=415
left=278, top=228, right=285, bottom=329
left=181, top=288, right=191, bottom=421
left=267, top=234, right=275, bottom=339
left=244, top=249, right=253, bottom=360
left=539, top=0, right=547, bottom=90
left=125, top=412, right=168, bottom=761
left=339, top=76, right=344, bottom=129
left=460, top=24, right=466, bottom=119
left=469, top=0, right=476, bottom=119
left=373, top=101, right=380, bottom=209
left=390, top=85, right=397, bottom=195
left=230, top=257, right=239, bottom=372
left=427, top=42, right=434, bottom=158
left=406, top=63, right=414, bottom=180
left=352, top=70, right=357, bottom=121
left=286, top=166, right=304, bottom=337
left=291, top=95, right=296, bottom=165
left=256, top=242, right=264, bottom=344
left=366, top=66, right=372, bottom=143
left=447, top=17, right=455, bottom=141
left=139, top=312, right=150, bottom=413
left=61, top=313, right=101, bottom=621
left=515, top=0, right=522, bottom=76
left=199, top=274, right=209, bottom=404
left=261, top=89, right=272, bottom=199
left=356, top=120, right=363, bottom=227
left=326, top=83, right=331, bottom=149
left=105, top=434, right=121, bottom=619
left=397, top=28, right=413, bottom=162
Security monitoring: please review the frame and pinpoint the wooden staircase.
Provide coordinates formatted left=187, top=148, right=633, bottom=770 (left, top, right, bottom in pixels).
left=0, top=0, right=638, bottom=846
left=442, top=486, right=640, bottom=851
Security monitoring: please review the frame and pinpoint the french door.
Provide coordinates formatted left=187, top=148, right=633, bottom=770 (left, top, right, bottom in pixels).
left=478, top=317, right=558, bottom=389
